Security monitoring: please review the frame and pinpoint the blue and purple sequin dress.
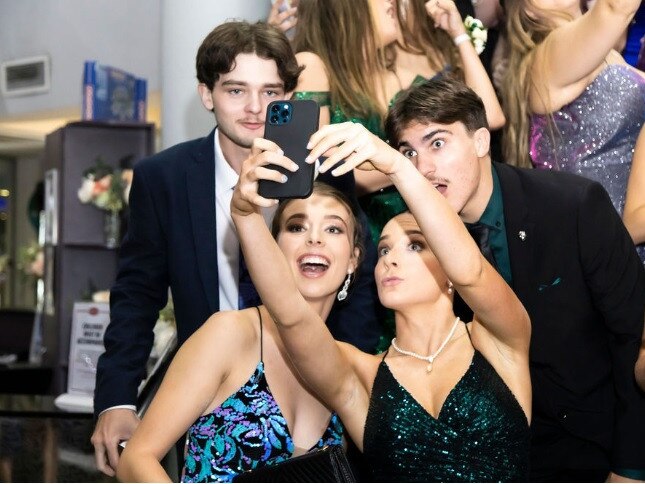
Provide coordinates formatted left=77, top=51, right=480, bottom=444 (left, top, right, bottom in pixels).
left=181, top=311, right=343, bottom=482
left=530, top=64, right=645, bottom=263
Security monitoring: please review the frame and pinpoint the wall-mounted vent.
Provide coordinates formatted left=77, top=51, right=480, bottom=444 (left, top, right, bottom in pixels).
left=1, top=55, right=50, bottom=97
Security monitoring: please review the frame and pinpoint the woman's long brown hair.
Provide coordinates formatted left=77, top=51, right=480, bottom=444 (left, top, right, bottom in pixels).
left=292, top=0, right=391, bottom=123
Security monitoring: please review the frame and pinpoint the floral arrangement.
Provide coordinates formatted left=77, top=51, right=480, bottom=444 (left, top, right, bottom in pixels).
left=464, top=16, right=487, bottom=55
left=17, top=241, right=44, bottom=278
left=77, top=157, right=133, bottom=213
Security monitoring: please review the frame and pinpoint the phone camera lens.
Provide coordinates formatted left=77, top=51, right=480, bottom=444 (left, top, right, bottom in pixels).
left=271, top=105, right=280, bottom=112
left=270, top=115, right=279, bottom=123
left=281, top=110, right=289, bottom=117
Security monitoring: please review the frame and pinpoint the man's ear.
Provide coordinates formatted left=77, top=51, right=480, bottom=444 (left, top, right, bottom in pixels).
left=197, top=83, right=214, bottom=112
left=474, top=127, right=491, bottom=158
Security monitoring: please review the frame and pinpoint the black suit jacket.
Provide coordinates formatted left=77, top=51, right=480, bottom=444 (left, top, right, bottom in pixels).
left=94, top=129, right=382, bottom=415
left=494, top=162, right=645, bottom=472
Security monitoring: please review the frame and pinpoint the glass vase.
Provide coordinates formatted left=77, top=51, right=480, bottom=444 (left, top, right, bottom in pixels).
left=104, top=210, right=121, bottom=248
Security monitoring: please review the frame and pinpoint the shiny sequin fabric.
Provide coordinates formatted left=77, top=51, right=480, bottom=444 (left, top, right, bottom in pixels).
left=363, top=350, right=530, bottom=482
left=181, top=310, right=343, bottom=483
left=529, top=64, right=645, bottom=263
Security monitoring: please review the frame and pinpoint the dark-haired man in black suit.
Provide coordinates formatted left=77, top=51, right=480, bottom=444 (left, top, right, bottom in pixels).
left=91, top=20, right=381, bottom=478
left=386, top=77, right=645, bottom=482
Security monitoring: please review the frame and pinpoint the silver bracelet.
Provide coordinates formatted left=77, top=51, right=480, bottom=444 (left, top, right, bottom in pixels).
left=454, top=33, right=471, bottom=47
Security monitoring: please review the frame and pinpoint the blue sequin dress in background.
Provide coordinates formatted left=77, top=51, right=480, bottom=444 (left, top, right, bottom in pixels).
left=363, top=326, right=530, bottom=482
left=529, top=64, right=645, bottom=263
left=181, top=309, right=343, bottom=483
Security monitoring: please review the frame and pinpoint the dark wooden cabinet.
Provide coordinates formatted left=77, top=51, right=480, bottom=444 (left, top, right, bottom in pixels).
left=41, top=121, right=154, bottom=394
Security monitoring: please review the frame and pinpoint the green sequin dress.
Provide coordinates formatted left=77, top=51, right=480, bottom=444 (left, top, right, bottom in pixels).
left=363, top=327, right=530, bottom=482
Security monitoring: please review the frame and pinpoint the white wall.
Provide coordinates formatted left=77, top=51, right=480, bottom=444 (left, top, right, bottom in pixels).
left=0, top=0, right=162, bottom=117
left=160, top=0, right=271, bottom=148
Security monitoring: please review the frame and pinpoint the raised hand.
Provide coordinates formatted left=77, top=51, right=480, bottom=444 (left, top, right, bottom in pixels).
left=231, top=138, right=299, bottom=216
left=267, top=0, right=298, bottom=34
left=305, top=122, right=407, bottom=178
left=425, top=0, right=467, bottom=39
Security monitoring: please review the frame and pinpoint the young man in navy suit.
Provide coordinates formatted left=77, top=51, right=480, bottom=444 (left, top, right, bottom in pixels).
left=384, top=78, right=645, bottom=482
left=91, top=21, right=381, bottom=476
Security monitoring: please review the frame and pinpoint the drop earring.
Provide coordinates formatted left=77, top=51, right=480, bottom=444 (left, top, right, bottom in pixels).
left=447, top=280, right=454, bottom=295
left=337, top=273, right=352, bottom=301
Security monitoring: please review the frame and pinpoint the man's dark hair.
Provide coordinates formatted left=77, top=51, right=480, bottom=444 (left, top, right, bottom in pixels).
left=196, top=21, right=303, bottom=91
left=385, top=78, right=489, bottom=145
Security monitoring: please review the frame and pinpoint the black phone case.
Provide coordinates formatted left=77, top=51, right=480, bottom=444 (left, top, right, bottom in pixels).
left=258, top=99, right=319, bottom=199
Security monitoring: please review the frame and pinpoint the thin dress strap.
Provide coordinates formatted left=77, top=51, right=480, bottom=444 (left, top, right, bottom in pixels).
left=380, top=348, right=390, bottom=361
left=254, top=306, right=263, bottom=363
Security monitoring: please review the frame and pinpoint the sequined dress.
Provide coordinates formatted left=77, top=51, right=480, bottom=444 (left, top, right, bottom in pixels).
left=530, top=64, right=645, bottom=263
left=181, top=309, right=343, bottom=482
left=363, top=328, right=530, bottom=482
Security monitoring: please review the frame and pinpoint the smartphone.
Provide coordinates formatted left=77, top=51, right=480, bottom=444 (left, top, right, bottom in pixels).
left=258, top=99, right=320, bottom=200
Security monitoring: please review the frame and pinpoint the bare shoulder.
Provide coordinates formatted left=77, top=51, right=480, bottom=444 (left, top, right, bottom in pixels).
left=181, top=309, right=258, bottom=363
left=295, top=51, right=330, bottom=91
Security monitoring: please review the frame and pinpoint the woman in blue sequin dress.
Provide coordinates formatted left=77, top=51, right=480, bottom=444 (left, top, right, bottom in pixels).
left=501, top=0, right=645, bottom=263
left=116, top=180, right=365, bottom=482
left=233, top=123, right=532, bottom=482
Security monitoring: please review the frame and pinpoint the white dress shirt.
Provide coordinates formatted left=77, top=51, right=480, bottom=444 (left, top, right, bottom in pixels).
left=214, top=130, right=275, bottom=311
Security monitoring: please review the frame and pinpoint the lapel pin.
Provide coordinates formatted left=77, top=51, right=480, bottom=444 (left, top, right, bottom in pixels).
left=518, top=230, right=527, bottom=241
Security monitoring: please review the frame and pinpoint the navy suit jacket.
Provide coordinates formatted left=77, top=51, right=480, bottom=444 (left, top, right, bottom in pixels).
left=94, top=129, right=382, bottom=415
left=494, top=162, right=645, bottom=473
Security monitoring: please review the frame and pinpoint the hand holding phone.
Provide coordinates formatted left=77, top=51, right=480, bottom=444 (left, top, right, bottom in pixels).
left=258, top=100, right=320, bottom=200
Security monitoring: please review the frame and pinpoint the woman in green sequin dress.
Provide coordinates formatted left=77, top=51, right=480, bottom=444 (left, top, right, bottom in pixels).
left=233, top=121, right=531, bottom=482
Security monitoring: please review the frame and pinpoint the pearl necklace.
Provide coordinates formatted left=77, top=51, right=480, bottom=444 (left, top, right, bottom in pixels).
left=391, top=317, right=461, bottom=373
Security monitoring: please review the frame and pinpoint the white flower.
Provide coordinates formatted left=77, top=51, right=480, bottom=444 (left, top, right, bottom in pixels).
left=473, top=39, right=485, bottom=54
left=464, top=15, right=483, bottom=30
left=94, top=191, right=110, bottom=209
left=463, top=15, right=487, bottom=54
left=77, top=178, right=95, bottom=203
left=472, top=29, right=488, bottom=42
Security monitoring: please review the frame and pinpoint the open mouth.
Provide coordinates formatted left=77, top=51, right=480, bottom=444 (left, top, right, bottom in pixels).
left=433, top=182, right=448, bottom=195
left=298, top=254, right=330, bottom=274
